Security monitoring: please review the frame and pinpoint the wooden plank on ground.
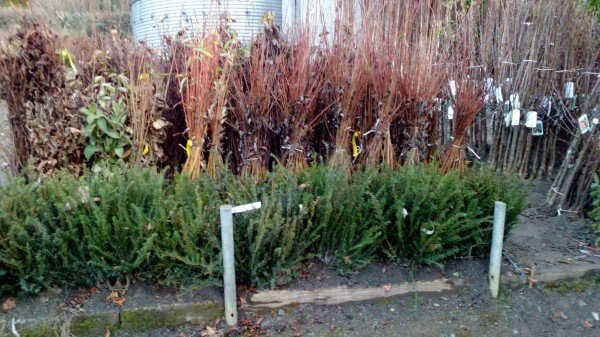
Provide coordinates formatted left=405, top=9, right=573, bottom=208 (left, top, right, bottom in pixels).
left=248, top=279, right=464, bottom=309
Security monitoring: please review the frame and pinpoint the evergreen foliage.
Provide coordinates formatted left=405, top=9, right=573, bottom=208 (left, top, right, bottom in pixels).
left=0, top=162, right=525, bottom=295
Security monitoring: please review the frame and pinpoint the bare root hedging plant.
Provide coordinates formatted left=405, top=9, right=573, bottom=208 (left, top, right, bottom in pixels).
left=470, top=0, right=600, bottom=212
left=0, top=161, right=525, bottom=295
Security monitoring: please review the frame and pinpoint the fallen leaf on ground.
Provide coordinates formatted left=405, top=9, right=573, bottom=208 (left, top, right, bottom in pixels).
left=582, top=320, right=593, bottom=328
left=1, top=297, right=16, bottom=313
left=112, top=297, right=126, bottom=305
left=527, top=276, right=538, bottom=285
left=382, top=283, right=392, bottom=292
left=343, top=256, right=351, bottom=264
left=200, top=326, right=218, bottom=336
left=554, top=311, right=568, bottom=320
left=106, top=291, right=126, bottom=305
left=104, top=329, right=110, bottom=337
left=433, top=303, right=440, bottom=308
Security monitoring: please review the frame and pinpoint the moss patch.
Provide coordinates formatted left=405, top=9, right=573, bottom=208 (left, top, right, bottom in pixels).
left=70, top=311, right=119, bottom=336
left=544, top=271, right=600, bottom=293
left=119, top=302, right=222, bottom=331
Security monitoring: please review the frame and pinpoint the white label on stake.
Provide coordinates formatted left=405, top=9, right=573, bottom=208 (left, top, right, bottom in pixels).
left=526, top=111, right=537, bottom=128
left=579, top=114, right=591, bottom=134
left=485, top=77, right=494, bottom=91
left=565, top=82, right=575, bottom=99
left=593, top=118, right=599, bottom=125
left=504, top=111, right=512, bottom=127
left=510, top=94, right=520, bottom=109
left=511, top=109, right=521, bottom=126
left=495, top=87, right=503, bottom=103
left=232, top=201, right=262, bottom=214
left=449, top=80, right=457, bottom=98
left=448, top=105, right=454, bottom=120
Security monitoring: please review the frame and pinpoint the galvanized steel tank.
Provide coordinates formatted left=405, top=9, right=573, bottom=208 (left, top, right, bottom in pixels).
left=131, top=0, right=282, bottom=48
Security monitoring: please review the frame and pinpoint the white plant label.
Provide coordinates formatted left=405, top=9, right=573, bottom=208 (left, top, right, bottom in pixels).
left=593, top=118, right=599, bottom=125
left=232, top=201, right=262, bottom=214
left=447, top=105, right=454, bottom=120
left=449, top=80, right=457, bottom=98
left=525, top=111, right=537, bottom=128
left=511, top=109, right=521, bottom=126
left=504, top=111, right=511, bottom=127
left=495, top=87, right=503, bottom=103
left=532, top=120, right=544, bottom=136
left=565, top=82, right=575, bottom=99
left=578, top=114, right=591, bottom=134
left=510, top=93, right=520, bottom=109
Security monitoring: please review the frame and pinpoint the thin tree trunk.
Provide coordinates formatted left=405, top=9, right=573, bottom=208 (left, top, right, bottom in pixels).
left=535, top=132, right=549, bottom=180
left=519, top=132, right=533, bottom=177
left=547, top=130, right=582, bottom=204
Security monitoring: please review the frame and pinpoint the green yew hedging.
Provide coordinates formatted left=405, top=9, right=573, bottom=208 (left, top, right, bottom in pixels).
left=0, top=162, right=525, bottom=295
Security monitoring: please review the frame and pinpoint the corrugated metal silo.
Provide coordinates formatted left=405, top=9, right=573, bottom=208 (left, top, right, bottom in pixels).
left=131, top=0, right=282, bottom=48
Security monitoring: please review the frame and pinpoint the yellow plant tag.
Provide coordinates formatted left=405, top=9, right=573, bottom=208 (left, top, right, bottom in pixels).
left=142, top=144, right=149, bottom=155
left=352, top=131, right=361, bottom=157
left=58, top=48, right=77, bottom=72
left=186, top=139, right=192, bottom=156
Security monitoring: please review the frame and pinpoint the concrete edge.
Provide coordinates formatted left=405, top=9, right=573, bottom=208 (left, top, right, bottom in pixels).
left=0, top=302, right=223, bottom=337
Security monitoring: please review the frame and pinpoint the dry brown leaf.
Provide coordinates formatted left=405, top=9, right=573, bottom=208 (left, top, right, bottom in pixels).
left=343, top=256, right=351, bottom=265
left=106, top=291, right=119, bottom=301
left=200, top=326, right=220, bottom=337
left=582, top=320, right=593, bottom=328
left=1, top=297, right=16, bottom=313
left=152, top=119, right=169, bottom=130
left=382, top=283, right=392, bottom=292
left=112, top=297, right=126, bottom=305
left=104, top=329, right=111, bottom=337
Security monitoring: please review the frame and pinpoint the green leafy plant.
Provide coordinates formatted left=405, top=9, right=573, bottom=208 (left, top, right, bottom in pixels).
left=81, top=73, right=132, bottom=162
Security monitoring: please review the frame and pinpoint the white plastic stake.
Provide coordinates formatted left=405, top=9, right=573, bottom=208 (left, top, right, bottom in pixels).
left=220, top=205, right=237, bottom=326
left=448, top=105, right=454, bottom=120
left=220, top=201, right=262, bottom=326
left=489, top=201, right=506, bottom=299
